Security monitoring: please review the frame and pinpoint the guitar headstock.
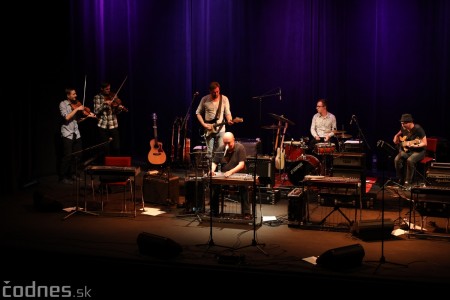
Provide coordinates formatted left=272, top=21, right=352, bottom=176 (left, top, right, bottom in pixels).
left=152, top=113, right=157, bottom=120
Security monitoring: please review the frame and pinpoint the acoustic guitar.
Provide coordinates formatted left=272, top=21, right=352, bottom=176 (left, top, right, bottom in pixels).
left=399, top=136, right=421, bottom=152
left=204, top=117, right=243, bottom=137
left=148, top=113, right=167, bottom=165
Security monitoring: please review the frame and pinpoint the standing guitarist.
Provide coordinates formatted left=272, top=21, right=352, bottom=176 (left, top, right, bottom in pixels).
left=393, top=113, right=427, bottom=188
left=196, top=81, right=234, bottom=158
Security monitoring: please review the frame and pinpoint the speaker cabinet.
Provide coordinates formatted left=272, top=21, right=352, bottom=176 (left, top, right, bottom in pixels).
left=317, top=244, right=365, bottom=269
left=143, top=175, right=180, bottom=205
left=246, top=155, right=275, bottom=186
left=351, top=219, right=394, bottom=241
left=137, top=232, right=182, bottom=259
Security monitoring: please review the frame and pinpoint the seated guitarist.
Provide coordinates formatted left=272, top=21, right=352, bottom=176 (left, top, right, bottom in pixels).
left=393, top=113, right=427, bottom=188
left=196, top=81, right=234, bottom=158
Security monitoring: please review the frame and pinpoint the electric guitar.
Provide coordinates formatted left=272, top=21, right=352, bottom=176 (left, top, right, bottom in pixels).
left=275, top=123, right=288, bottom=170
left=399, top=136, right=421, bottom=152
left=148, top=113, right=167, bottom=164
left=204, top=117, right=243, bottom=137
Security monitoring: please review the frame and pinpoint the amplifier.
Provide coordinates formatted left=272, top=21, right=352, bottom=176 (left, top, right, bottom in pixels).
left=332, top=153, right=366, bottom=168
left=236, top=138, right=262, bottom=157
left=430, top=162, right=450, bottom=169
left=287, top=188, right=307, bottom=222
left=143, top=174, right=180, bottom=205
left=427, top=167, right=450, bottom=187
left=246, top=155, right=275, bottom=186
left=343, top=140, right=364, bottom=152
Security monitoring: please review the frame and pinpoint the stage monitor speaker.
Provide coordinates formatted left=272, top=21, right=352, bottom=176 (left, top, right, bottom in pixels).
left=351, top=219, right=394, bottom=241
left=143, top=174, right=180, bottom=205
left=316, top=244, right=365, bottom=269
left=137, top=232, right=182, bottom=259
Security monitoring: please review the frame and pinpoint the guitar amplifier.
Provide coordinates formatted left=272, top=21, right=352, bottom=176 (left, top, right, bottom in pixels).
left=332, top=153, right=366, bottom=168
left=236, top=138, right=262, bottom=157
left=143, top=174, right=180, bottom=205
left=427, top=162, right=450, bottom=186
left=246, top=155, right=275, bottom=186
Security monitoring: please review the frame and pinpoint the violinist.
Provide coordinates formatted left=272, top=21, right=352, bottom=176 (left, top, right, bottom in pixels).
left=93, top=82, right=123, bottom=158
left=58, top=88, right=94, bottom=184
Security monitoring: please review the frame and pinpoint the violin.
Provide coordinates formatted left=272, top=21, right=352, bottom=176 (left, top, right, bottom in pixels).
left=106, top=92, right=128, bottom=113
left=70, top=100, right=96, bottom=122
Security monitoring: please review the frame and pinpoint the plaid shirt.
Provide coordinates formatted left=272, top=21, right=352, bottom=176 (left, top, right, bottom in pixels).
left=93, top=93, right=119, bottom=129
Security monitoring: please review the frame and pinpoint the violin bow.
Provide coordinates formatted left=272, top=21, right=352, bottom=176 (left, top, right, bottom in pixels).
left=82, top=75, right=87, bottom=106
left=110, top=75, right=128, bottom=102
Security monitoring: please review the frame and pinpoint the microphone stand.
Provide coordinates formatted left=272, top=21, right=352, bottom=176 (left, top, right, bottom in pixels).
left=252, top=88, right=281, bottom=156
left=62, top=139, right=113, bottom=220
left=196, top=150, right=233, bottom=254
left=351, top=115, right=371, bottom=152
left=367, top=150, right=407, bottom=272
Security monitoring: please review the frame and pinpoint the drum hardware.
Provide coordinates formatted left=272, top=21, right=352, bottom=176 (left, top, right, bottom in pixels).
left=335, top=134, right=353, bottom=139
left=261, top=124, right=283, bottom=130
left=332, top=130, right=346, bottom=134
left=313, top=143, right=336, bottom=175
left=268, top=113, right=295, bottom=125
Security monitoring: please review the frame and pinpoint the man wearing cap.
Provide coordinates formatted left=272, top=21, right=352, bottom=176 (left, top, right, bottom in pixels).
left=393, top=113, right=427, bottom=188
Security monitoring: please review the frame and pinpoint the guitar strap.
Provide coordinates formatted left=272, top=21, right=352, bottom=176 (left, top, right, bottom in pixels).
left=212, top=95, right=224, bottom=133
left=214, top=95, right=223, bottom=122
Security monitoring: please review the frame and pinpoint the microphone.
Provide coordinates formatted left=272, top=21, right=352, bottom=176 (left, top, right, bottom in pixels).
left=224, top=145, right=229, bottom=157
left=279, top=88, right=282, bottom=101
left=350, top=115, right=355, bottom=125
left=109, top=137, right=113, bottom=142
left=194, top=91, right=199, bottom=96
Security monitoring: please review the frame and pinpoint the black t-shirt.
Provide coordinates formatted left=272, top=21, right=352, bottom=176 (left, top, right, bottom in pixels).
left=400, top=124, right=426, bottom=152
left=213, top=142, right=247, bottom=172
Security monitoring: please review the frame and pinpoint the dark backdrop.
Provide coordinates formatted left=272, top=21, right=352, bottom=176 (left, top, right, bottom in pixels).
left=6, top=0, right=449, bottom=194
